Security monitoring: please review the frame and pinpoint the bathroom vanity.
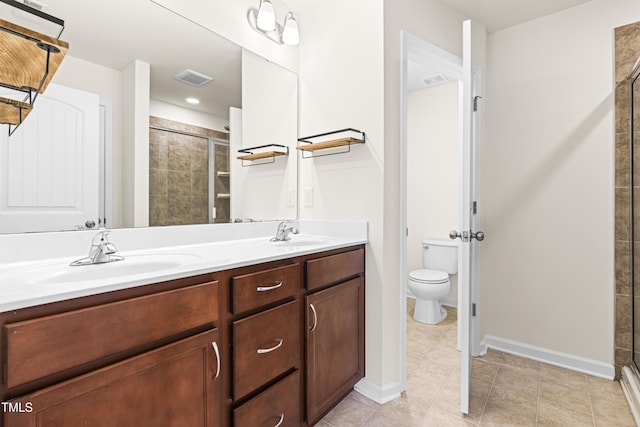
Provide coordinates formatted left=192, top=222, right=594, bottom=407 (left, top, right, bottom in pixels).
left=0, top=222, right=366, bottom=426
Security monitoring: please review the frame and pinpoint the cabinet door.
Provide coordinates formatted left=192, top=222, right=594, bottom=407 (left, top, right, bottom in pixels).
left=4, top=330, right=221, bottom=427
left=306, top=277, right=364, bottom=425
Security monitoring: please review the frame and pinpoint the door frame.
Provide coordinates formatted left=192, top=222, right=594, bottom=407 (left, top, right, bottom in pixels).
left=399, top=29, right=483, bottom=396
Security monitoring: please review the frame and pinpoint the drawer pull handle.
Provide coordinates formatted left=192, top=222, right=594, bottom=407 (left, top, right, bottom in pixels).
left=211, top=341, right=221, bottom=380
left=257, top=281, right=283, bottom=292
left=257, top=338, right=284, bottom=354
left=274, top=413, right=285, bottom=427
left=309, top=303, right=318, bottom=332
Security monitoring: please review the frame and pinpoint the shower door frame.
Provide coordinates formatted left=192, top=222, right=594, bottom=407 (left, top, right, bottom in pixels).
left=631, top=59, right=640, bottom=375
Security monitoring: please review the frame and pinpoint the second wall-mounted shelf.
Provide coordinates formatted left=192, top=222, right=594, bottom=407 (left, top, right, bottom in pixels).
left=237, top=144, right=289, bottom=166
left=296, top=128, right=365, bottom=158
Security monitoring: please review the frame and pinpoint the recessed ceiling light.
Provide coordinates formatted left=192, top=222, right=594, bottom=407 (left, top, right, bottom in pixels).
left=185, top=97, right=200, bottom=105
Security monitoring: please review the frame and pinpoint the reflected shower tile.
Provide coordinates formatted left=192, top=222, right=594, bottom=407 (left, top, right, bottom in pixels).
left=615, top=188, right=631, bottom=240
left=168, top=171, right=190, bottom=195
left=149, top=168, right=167, bottom=196
left=616, top=240, right=631, bottom=296
left=191, top=173, right=209, bottom=198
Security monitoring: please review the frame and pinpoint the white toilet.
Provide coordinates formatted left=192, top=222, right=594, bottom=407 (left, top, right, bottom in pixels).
left=408, top=239, right=459, bottom=324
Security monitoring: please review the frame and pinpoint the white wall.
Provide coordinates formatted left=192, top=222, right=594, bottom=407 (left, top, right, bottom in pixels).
left=235, top=49, right=297, bottom=220
left=407, top=82, right=460, bottom=302
left=149, top=99, right=229, bottom=133
left=297, top=0, right=465, bottom=402
left=483, top=0, right=640, bottom=364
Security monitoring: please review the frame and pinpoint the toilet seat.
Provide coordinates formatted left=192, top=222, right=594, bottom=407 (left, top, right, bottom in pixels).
left=409, top=269, right=449, bottom=284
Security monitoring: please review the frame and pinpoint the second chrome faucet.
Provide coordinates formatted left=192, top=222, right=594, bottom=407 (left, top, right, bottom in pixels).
left=270, top=220, right=299, bottom=242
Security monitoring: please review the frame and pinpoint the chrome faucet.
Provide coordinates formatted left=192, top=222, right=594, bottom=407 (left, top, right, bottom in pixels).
left=270, top=220, right=299, bottom=242
left=71, top=231, right=124, bottom=266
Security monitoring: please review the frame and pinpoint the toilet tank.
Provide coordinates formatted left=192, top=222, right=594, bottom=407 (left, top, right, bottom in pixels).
left=422, top=239, right=459, bottom=274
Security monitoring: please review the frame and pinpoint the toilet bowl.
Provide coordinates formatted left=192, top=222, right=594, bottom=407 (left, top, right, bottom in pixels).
left=408, top=269, right=450, bottom=324
left=408, top=239, right=458, bottom=325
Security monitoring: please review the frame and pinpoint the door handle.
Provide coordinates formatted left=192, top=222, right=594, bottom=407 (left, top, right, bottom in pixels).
left=472, top=231, right=485, bottom=241
left=450, top=230, right=484, bottom=242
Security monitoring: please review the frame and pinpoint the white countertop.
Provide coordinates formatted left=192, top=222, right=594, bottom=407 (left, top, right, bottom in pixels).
left=0, top=220, right=367, bottom=312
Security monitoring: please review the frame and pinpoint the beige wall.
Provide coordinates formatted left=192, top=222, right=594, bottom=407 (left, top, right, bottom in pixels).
left=483, top=0, right=640, bottom=366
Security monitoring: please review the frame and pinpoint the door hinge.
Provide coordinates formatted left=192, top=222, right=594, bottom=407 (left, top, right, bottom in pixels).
left=472, top=303, right=477, bottom=317
left=472, top=201, right=477, bottom=215
left=473, top=96, right=482, bottom=112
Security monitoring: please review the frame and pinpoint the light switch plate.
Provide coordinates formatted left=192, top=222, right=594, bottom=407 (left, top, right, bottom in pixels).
left=303, top=188, right=313, bottom=207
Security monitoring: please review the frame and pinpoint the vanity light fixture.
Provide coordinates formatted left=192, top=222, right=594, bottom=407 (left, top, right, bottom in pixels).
left=248, top=0, right=299, bottom=46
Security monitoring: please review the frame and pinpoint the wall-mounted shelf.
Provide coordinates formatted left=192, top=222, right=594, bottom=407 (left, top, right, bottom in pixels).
left=296, top=128, right=365, bottom=158
left=237, top=144, right=289, bottom=166
left=0, top=1, right=68, bottom=136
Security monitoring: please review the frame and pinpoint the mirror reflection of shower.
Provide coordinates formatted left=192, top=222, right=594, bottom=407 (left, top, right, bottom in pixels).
left=148, top=117, right=231, bottom=226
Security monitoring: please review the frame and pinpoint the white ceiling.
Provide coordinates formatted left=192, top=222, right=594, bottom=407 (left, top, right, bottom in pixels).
left=8, top=0, right=594, bottom=117
left=286, top=0, right=592, bottom=33
left=438, top=0, right=592, bottom=33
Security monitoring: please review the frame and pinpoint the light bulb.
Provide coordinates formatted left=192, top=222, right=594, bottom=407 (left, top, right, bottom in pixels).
left=256, top=0, right=276, bottom=31
left=282, top=12, right=299, bottom=45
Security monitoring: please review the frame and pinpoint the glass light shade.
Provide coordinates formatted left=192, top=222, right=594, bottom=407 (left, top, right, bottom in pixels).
left=282, top=12, right=299, bottom=45
left=256, top=0, right=276, bottom=31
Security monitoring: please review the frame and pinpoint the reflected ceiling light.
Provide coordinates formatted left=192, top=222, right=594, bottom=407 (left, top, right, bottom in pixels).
left=248, top=1, right=299, bottom=46
left=185, top=97, right=200, bottom=105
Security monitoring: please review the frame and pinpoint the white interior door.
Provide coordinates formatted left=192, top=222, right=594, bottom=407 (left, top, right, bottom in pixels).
left=458, top=19, right=485, bottom=414
left=0, top=84, right=100, bottom=233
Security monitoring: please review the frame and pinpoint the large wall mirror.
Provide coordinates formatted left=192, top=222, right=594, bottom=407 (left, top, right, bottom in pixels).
left=0, top=0, right=298, bottom=234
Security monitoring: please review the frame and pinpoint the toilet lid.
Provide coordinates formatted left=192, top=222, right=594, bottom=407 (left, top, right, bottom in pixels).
left=409, top=269, right=449, bottom=284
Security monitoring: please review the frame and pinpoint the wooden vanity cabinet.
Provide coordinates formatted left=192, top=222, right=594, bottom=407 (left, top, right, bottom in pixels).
left=1, top=275, right=222, bottom=427
left=1, top=245, right=365, bottom=427
left=305, top=249, right=365, bottom=426
left=4, top=330, right=221, bottom=427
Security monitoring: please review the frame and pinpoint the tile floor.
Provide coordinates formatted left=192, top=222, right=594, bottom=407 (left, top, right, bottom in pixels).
left=318, top=299, right=636, bottom=426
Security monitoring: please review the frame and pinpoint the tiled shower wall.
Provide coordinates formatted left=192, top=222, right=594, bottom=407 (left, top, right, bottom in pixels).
left=148, top=116, right=229, bottom=226
left=615, top=21, right=640, bottom=379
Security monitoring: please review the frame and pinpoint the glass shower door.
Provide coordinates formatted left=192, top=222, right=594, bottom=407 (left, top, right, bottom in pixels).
left=631, top=63, right=640, bottom=371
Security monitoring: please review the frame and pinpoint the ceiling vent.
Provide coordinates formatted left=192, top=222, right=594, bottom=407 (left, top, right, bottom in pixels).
left=420, top=73, right=448, bottom=88
left=174, top=69, right=213, bottom=87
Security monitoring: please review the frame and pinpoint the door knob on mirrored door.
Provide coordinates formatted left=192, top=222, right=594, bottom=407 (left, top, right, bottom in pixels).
left=449, top=230, right=462, bottom=240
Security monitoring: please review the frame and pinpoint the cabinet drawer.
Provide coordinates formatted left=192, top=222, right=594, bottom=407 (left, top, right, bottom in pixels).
left=232, top=263, right=300, bottom=314
left=233, top=370, right=300, bottom=427
left=233, top=300, right=300, bottom=400
left=306, top=248, right=364, bottom=291
left=4, top=281, right=218, bottom=389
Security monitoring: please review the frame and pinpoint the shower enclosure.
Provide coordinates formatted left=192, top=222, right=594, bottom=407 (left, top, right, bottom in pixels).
left=632, top=60, right=640, bottom=374
left=624, top=60, right=640, bottom=420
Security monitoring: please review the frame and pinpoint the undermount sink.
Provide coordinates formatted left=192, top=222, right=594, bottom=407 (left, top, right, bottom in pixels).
left=10, top=253, right=203, bottom=285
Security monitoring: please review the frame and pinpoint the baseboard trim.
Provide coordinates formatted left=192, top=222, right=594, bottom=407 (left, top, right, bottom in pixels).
left=442, top=298, right=458, bottom=308
left=353, top=378, right=403, bottom=405
left=484, top=335, right=615, bottom=380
